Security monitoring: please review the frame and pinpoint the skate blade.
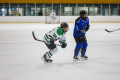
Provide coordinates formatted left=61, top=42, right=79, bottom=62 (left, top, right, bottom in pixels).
left=73, top=58, right=80, bottom=62
left=41, top=57, right=52, bottom=63
left=41, top=57, right=47, bottom=63
left=81, top=57, right=88, bottom=60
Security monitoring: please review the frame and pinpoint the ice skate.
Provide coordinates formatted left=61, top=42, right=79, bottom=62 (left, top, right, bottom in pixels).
left=41, top=54, right=53, bottom=63
left=73, top=55, right=80, bottom=61
left=81, top=54, right=88, bottom=60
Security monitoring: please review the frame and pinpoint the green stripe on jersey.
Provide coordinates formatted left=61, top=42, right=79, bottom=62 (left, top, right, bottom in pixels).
left=57, top=28, right=63, bottom=35
left=47, top=37, right=52, bottom=39
left=44, top=36, right=50, bottom=43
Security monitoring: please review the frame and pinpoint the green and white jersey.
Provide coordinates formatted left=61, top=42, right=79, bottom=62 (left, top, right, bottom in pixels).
left=43, top=27, right=66, bottom=44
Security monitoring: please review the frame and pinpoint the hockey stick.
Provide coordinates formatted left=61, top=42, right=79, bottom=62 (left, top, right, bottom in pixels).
left=32, top=31, right=61, bottom=46
left=105, top=28, right=120, bottom=33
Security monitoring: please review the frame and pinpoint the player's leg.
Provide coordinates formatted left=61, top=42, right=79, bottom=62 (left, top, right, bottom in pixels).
left=74, top=43, right=82, bottom=61
left=80, top=37, right=88, bottom=59
left=51, top=18, right=53, bottom=24
left=53, top=18, right=55, bottom=24
left=53, top=18, right=56, bottom=24
left=73, top=36, right=82, bottom=61
left=41, top=43, right=58, bottom=63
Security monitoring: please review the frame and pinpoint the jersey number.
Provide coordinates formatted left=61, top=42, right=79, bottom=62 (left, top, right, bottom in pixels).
left=53, top=33, right=57, bottom=38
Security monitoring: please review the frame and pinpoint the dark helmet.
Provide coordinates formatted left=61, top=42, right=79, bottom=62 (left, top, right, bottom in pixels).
left=60, top=22, right=68, bottom=28
left=80, top=10, right=87, bottom=17
left=60, top=22, right=69, bottom=32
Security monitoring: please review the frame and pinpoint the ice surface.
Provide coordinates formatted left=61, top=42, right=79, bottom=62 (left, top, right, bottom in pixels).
left=0, top=23, right=120, bottom=80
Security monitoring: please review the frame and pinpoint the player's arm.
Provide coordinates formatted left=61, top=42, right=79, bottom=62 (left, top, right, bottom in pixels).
left=54, top=13, right=56, bottom=16
left=75, top=21, right=85, bottom=36
left=59, top=35, right=67, bottom=48
left=57, top=28, right=67, bottom=48
left=85, top=17, right=90, bottom=32
left=59, top=34, right=66, bottom=44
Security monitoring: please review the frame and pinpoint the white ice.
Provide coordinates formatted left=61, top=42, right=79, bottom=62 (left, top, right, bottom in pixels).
left=0, top=23, right=120, bottom=80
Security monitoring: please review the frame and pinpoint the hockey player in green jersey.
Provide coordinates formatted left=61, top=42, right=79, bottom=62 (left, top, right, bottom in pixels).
left=41, top=22, right=69, bottom=63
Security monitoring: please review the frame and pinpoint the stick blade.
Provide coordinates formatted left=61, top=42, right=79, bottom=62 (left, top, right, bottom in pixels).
left=105, top=29, right=112, bottom=33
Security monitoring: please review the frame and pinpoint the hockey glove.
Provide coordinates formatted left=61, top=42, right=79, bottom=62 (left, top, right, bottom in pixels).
left=61, top=42, right=67, bottom=48
left=50, top=38, right=54, bottom=44
left=85, top=25, right=90, bottom=31
left=76, top=30, right=85, bottom=37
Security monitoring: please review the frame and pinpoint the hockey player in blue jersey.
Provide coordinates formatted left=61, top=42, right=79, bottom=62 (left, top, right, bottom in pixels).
left=73, top=10, right=90, bottom=61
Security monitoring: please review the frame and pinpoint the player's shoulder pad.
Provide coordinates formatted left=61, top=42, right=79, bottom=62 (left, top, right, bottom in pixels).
left=76, top=18, right=81, bottom=24
left=86, top=17, right=89, bottom=20
left=57, top=28, right=63, bottom=35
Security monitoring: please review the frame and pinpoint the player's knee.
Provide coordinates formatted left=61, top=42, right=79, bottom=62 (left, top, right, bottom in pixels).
left=85, top=42, right=88, bottom=47
left=53, top=47, right=58, bottom=53
left=83, top=42, right=88, bottom=48
left=50, top=44, right=56, bottom=49
left=50, top=47, right=58, bottom=55
left=75, top=48, right=80, bottom=53
left=81, top=48, right=86, bottom=52
left=76, top=43, right=82, bottom=49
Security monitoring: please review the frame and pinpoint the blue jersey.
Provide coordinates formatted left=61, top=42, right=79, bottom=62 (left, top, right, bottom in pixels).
left=73, top=17, right=89, bottom=37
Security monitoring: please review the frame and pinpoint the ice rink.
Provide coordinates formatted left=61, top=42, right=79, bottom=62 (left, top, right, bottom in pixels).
left=0, top=23, right=120, bottom=80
